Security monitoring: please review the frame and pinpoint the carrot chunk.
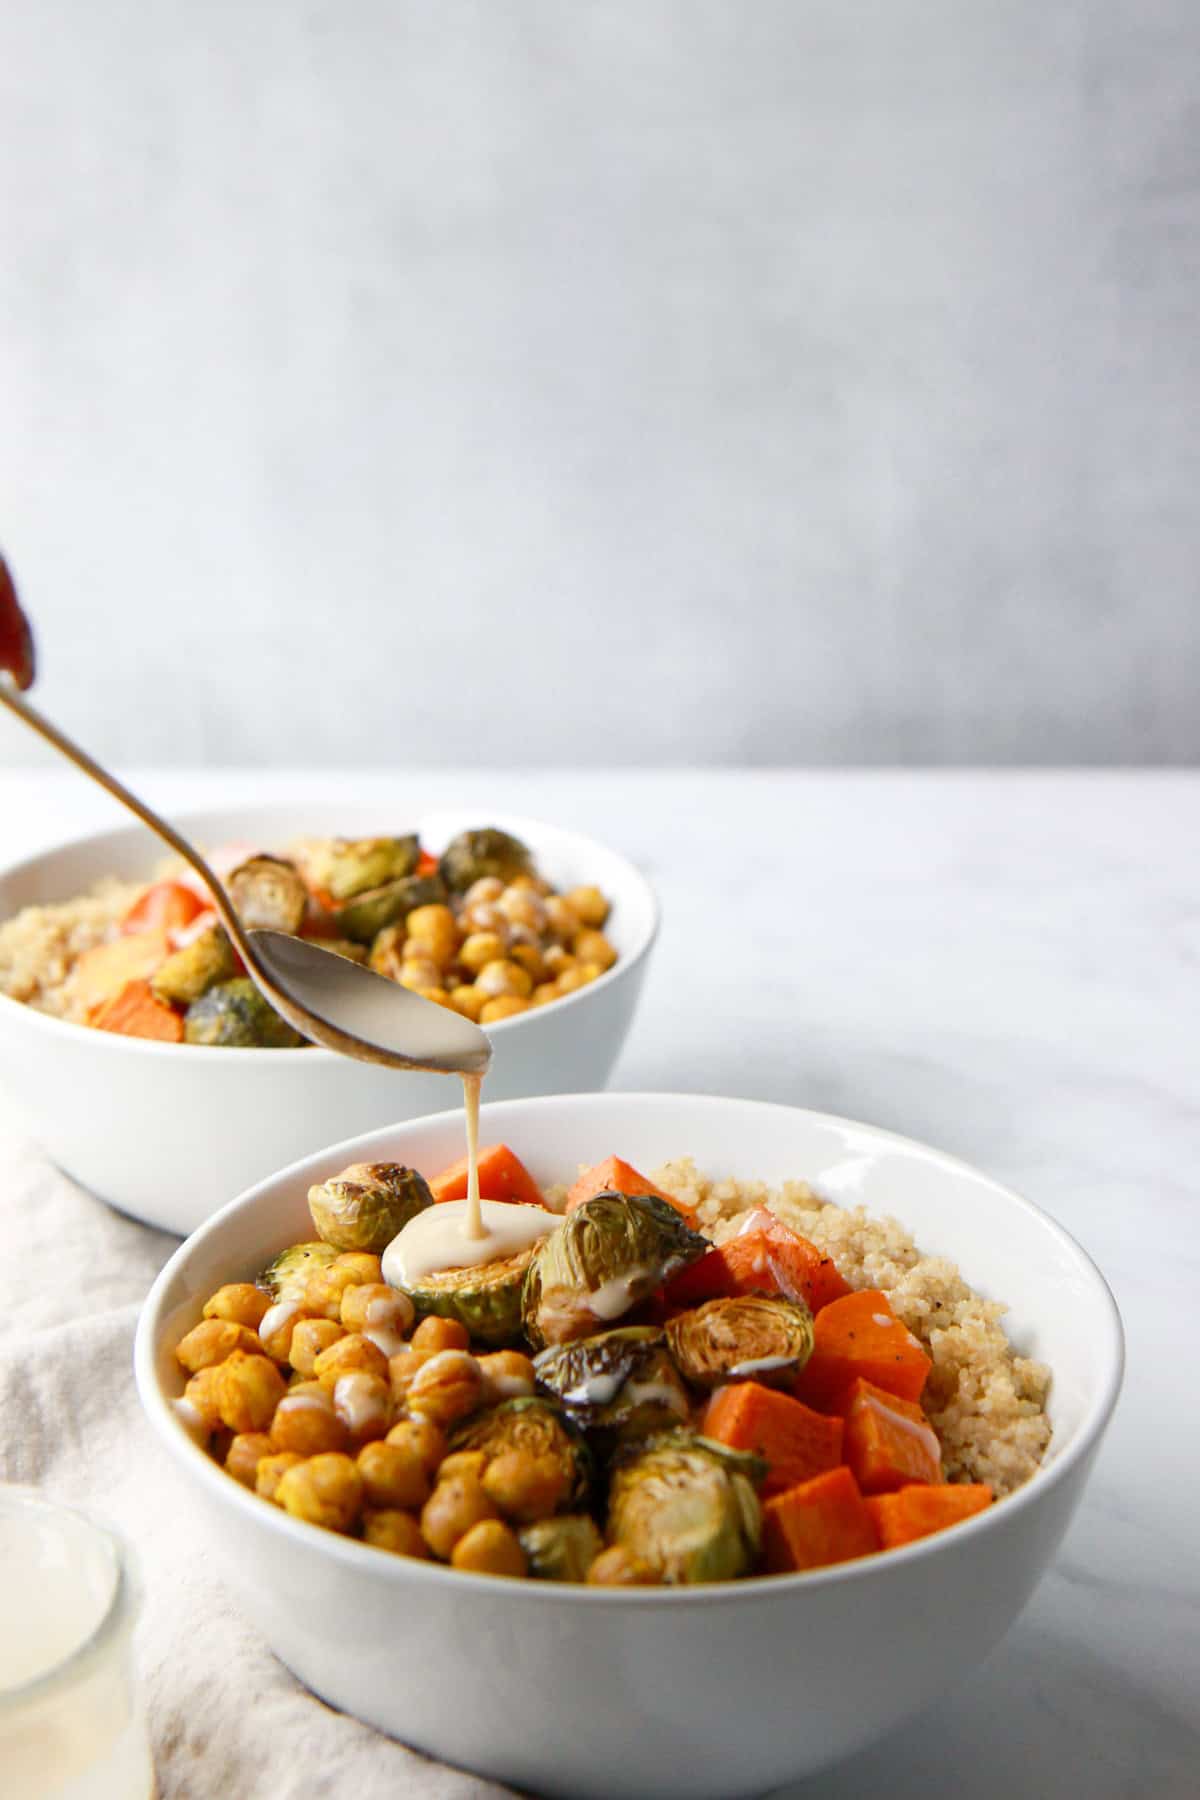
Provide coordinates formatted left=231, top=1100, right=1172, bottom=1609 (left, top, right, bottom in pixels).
left=793, top=1290, right=931, bottom=1409
left=429, top=1143, right=544, bottom=1208
left=664, top=1209, right=848, bottom=1312
left=565, top=1155, right=699, bottom=1227
left=839, top=1377, right=943, bottom=1493
left=866, top=1483, right=993, bottom=1549
left=761, top=1466, right=878, bottom=1573
left=122, top=880, right=206, bottom=936
left=89, top=979, right=185, bottom=1042
left=703, top=1382, right=844, bottom=1497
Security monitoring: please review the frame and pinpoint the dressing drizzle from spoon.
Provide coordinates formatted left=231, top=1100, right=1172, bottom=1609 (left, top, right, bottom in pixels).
left=461, top=1071, right=485, bottom=1242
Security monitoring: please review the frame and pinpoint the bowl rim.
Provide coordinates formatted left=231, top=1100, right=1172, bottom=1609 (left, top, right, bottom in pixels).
left=0, top=805, right=660, bottom=1063
left=134, top=1090, right=1125, bottom=1608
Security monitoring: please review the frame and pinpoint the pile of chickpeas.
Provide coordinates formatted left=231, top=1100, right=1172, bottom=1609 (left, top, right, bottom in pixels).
left=373, top=877, right=617, bottom=1026
left=173, top=1252, right=573, bottom=1579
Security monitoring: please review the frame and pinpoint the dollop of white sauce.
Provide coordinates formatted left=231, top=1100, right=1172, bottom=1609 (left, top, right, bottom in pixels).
left=728, top=1353, right=794, bottom=1377
left=382, top=1199, right=563, bottom=1288
left=585, top=1267, right=654, bottom=1321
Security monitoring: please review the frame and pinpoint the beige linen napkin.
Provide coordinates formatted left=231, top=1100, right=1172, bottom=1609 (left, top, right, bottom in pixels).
left=0, top=1111, right=517, bottom=1800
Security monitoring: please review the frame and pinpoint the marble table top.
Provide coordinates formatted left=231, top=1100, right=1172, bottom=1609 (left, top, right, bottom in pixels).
left=0, top=767, right=1195, bottom=1798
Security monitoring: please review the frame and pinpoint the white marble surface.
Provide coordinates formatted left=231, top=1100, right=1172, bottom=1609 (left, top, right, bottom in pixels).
left=0, top=768, right=1196, bottom=1798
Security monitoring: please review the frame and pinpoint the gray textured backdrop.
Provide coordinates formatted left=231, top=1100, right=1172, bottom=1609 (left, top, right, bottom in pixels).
left=1, top=2, right=1197, bottom=769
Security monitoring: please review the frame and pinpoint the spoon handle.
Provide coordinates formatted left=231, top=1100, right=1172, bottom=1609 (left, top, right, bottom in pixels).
left=0, top=681, right=259, bottom=969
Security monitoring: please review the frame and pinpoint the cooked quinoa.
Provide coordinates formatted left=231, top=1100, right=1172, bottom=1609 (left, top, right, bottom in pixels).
left=644, top=1156, right=1051, bottom=1497
left=0, top=880, right=144, bottom=1019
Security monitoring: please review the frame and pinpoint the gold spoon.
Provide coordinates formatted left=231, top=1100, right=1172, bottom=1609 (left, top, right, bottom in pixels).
left=0, top=554, right=491, bottom=1077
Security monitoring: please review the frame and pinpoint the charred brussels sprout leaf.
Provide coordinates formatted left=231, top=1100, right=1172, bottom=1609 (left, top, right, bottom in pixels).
left=257, top=1241, right=338, bottom=1302
left=183, top=978, right=305, bottom=1048
left=307, top=1162, right=433, bottom=1254
left=534, top=1327, right=690, bottom=1438
left=334, top=873, right=446, bottom=944
left=150, top=922, right=236, bottom=1006
left=607, top=1431, right=763, bottom=1584
left=666, top=1295, right=814, bottom=1391
left=301, top=835, right=421, bottom=902
left=522, top=1191, right=708, bottom=1350
left=439, top=827, right=534, bottom=894
left=227, top=856, right=308, bottom=935
left=449, top=1397, right=590, bottom=1508
left=519, top=1514, right=603, bottom=1582
left=401, top=1244, right=538, bottom=1347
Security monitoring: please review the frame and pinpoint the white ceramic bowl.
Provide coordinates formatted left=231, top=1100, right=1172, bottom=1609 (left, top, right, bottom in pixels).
left=0, top=807, right=657, bottom=1234
left=135, top=1092, right=1122, bottom=1799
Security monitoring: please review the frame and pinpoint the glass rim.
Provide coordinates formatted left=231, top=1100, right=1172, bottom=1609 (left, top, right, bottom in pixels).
left=0, top=1488, right=137, bottom=1713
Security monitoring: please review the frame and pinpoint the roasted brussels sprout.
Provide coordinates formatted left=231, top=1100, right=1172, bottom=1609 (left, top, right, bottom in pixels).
left=183, top=978, right=306, bottom=1048
left=522, top=1192, right=708, bottom=1350
left=534, top=1327, right=690, bottom=1437
left=299, top=835, right=420, bottom=902
left=334, top=874, right=447, bottom=944
left=448, top=1397, right=590, bottom=1510
left=439, top=827, right=534, bottom=894
left=258, top=1241, right=338, bottom=1302
left=519, top=1514, right=603, bottom=1582
left=227, top=856, right=308, bottom=935
left=402, top=1245, right=538, bottom=1347
left=150, top=922, right=236, bottom=1006
left=607, top=1431, right=763, bottom=1584
left=665, top=1295, right=815, bottom=1391
left=307, top=1162, right=433, bottom=1254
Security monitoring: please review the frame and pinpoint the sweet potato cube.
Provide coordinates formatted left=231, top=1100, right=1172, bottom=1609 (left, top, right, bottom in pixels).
left=703, top=1381, right=844, bottom=1497
left=762, top=1466, right=879, bottom=1573
left=793, top=1290, right=931, bottom=1409
left=839, top=1378, right=943, bottom=1494
left=866, top=1483, right=993, bottom=1549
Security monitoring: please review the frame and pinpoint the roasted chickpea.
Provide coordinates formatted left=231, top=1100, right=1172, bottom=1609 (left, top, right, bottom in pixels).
left=451, top=1519, right=528, bottom=1578
left=555, top=966, right=590, bottom=995
left=385, top=1416, right=447, bottom=1476
left=182, top=1366, right=224, bottom=1428
left=419, top=1472, right=498, bottom=1560
left=224, top=1431, right=274, bottom=1489
left=458, top=930, right=508, bottom=975
left=567, top=886, right=609, bottom=929
left=573, top=929, right=617, bottom=972
left=447, top=984, right=487, bottom=1022
left=340, top=1282, right=415, bottom=1341
left=481, top=1450, right=567, bottom=1524
left=476, top=1350, right=536, bottom=1404
left=304, top=1265, right=364, bottom=1321
left=175, top=1318, right=262, bottom=1375
left=276, top=1453, right=364, bottom=1533
left=405, top=904, right=459, bottom=967
left=529, top=981, right=560, bottom=1009
left=258, top=1298, right=311, bottom=1364
left=215, top=1350, right=287, bottom=1434
left=387, top=1346, right=435, bottom=1407
left=587, top=1545, right=657, bottom=1586
left=357, top=1439, right=431, bottom=1510
left=331, top=1371, right=392, bottom=1445
left=398, top=956, right=442, bottom=993
left=369, top=921, right=406, bottom=980
left=542, top=895, right=580, bottom=941
left=508, top=942, right=546, bottom=983
left=407, top=1350, right=484, bottom=1426
left=255, top=1452, right=304, bottom=1504
left=313, top=1332, right=390, bottom=1387
left=270, top=1383, right=349, bottom=1456
left=411, top=1315, right=470, bottom=1354
left=363, top=1509, right=430, bottom=1558
left=460, top=901, right=510, bottom=938
left=334, top=1252, right=384, bottom=1285
left=480, top=996, right=529, bottom=1023
left=496, top=888, right=548, bottom=934
left=435, top=1450, right=488, bottom=1484
left=417, top=986, right=451, bottom=1006
left=288, top=1317, right=345, bottom=1377
left=474, top=958, right=533, bottom=1000
left=203, top=1284, right=270, bottom=1330
left=542, top=945, right=576, bottom=979
left=462, top=875, right=504, bottom=906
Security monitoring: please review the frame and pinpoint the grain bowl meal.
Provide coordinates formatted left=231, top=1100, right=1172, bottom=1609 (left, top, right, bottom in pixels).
left=0, top=826, right=617, bottom=1046
left=172, top=1145, right=1051, bottom=1583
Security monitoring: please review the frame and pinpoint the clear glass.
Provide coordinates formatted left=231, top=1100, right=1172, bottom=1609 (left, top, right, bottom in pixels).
left=0, top=1488, right=155, bottom=1799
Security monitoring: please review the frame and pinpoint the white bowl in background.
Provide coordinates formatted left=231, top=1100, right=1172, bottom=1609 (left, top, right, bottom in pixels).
left=0, top=807, right=658, bottom=1234
left=135, top=1091, right=1123, bottom=1800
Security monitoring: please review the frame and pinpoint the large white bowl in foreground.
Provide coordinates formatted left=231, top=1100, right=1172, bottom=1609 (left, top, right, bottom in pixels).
left=135, top=1092, right=1122, bottom=1800
left=0, top=806, right=657, bottom=1234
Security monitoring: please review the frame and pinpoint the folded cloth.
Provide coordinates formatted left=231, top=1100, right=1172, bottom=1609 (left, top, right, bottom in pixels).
left=0, top=1110, right=516, bottom=1800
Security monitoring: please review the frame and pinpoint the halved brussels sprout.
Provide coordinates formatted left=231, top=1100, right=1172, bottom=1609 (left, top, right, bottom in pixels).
left=519, top=1514, right=603, bottom=1582
left=307, top=1162, right=433, bottom=1254
left=299, top=835, right=420, bottom=902
left=227, top=856, right=308, bottom=935
left=257, top=1241, right=339, bottom=1302
left=439, top=827, right=534, bottom=894
left=665, top=1295, right=814, bottom=1391
left=150, top=922, right=236, bottom=1006
left=402, top=1245, right=537, bottom=1347
left=334, top=873, right=446, bottom=944
left=533, top=1327, right=690, bottom=1438
left=449, top=1397, right=590, bottom=1509
left=607, top=1431, right=763, bottom=1585
left=183, top=978, right=306, bottom=1048
left=522, top=1191, right=708, bottom=1350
